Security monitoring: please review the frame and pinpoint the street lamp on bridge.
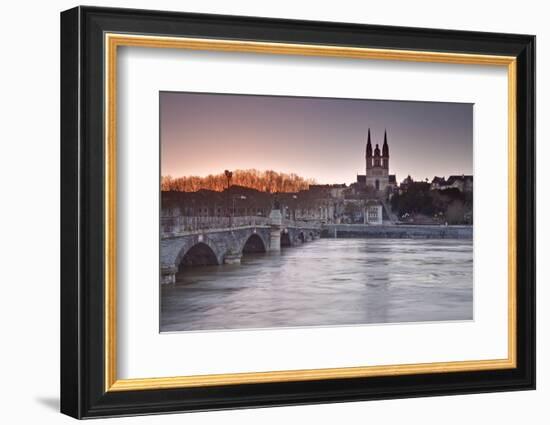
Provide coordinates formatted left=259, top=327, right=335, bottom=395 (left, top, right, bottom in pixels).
left=224, top=169, right=233, bottom=189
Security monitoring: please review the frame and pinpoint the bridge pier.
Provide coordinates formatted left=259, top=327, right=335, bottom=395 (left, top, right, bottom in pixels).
left=270, top=228, right=281, bottom=251
left=268, top=209, right=282, bottom=252
left=224, top=251, right=242, bottom=264
left=161, top=264, right=177, bottom=285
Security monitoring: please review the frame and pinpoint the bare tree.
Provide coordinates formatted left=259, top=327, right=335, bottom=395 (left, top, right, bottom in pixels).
left=161, top=169, right=315, bottom=193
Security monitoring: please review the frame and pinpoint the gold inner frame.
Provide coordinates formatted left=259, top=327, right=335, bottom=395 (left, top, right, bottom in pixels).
left=104, top=33, right=517, bottom=392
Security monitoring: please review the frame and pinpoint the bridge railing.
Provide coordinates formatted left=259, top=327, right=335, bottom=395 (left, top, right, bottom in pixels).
left=282, top=219, right=322, bottom=229
left=161, top=215, right=270, bottom=236
left=161, top=215, right=322, bottom=238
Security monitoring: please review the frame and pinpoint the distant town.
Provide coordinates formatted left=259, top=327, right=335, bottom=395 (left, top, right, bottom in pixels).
left=161, top=129, right=472, bottom=231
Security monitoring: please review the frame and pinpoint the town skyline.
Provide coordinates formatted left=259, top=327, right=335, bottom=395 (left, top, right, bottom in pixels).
left=161, top=92, right=473, bottom=184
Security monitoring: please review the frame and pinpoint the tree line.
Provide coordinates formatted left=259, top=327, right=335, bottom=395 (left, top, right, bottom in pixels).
left=390, top=182, right=473, bottom=224
left=161, top=169, right=316, bottom=193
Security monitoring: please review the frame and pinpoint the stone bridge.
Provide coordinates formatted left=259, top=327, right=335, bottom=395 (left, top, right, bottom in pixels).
left=161, top=217, right=321, bottom=284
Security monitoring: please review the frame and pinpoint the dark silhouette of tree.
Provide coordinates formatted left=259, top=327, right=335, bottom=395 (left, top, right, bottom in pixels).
left=390, top=182, right=472, bottom=224
left=446, top=200, right=467, bottom=224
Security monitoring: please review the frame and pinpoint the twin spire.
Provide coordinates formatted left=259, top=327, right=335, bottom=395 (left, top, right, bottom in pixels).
left=366, top=128, right=389, bottom=158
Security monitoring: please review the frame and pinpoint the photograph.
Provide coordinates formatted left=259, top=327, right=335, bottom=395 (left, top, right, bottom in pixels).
left=159, top=92, right=474, bottom=332
left=57, top=5, right=536, bottom=419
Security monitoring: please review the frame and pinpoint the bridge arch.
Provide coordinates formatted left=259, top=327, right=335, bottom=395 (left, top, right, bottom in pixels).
left=174, top=241, right=221, bottom=284
left=175, top=238, right=223, bottom=269
left=280, top=230, right=290, bottom=247
left=241, top=233, right=267, bottom=254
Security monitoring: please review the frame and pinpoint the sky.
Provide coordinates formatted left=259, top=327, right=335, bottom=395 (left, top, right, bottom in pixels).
left=160, top=91, right=473, bottom=184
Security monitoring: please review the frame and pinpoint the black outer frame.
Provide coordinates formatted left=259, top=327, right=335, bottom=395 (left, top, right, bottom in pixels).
left=60, top=6, right=535, bottom=419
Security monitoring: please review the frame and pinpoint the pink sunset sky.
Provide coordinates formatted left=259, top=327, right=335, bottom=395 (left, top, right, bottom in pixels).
left=160, top=91, right=473, bottom=184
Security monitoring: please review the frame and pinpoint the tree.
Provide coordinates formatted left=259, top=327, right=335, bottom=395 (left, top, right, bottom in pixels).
left=390, top=181, right=433, bottom=216
left=161, top=169, right=316, bottom=193
left=390, top=181, right=471, bottom=224
left=446, top=200, right=466, bottom=224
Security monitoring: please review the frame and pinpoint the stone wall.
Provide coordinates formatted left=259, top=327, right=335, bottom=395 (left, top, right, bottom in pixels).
left=321, top=224, right=473, bottom=239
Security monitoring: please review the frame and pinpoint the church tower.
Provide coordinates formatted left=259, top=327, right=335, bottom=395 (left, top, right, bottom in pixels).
left=364, top=129, right=390, bottom=192
left=365, top=128, right=372, bottom=174
left=382, top=129, right=389, bottom=170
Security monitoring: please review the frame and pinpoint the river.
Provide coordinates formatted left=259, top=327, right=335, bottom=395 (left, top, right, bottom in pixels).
left=160, top=238, right=473, bottom=332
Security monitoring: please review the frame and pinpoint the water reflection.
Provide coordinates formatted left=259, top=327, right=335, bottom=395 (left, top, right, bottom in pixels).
left=160, top=239, right=473, bottom=332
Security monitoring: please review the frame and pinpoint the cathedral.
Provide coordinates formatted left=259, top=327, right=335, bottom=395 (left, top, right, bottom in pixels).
left=356, top=128, right=396, bottom=192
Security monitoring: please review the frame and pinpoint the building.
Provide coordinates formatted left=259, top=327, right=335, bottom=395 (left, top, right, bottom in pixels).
left=430, top=176, right=447, bottom=190
left=365, top=200, right=383, bottom=225
left=308, top=183, right=347, bottom=199
left=161, top=186, right=273, bottom=219
left=430, top=175, right=473, bottom=192
left=356, top=128, right=396, bottom=194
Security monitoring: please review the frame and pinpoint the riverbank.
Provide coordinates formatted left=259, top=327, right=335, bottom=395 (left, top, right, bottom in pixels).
left=321, top=224, right=472, bottom=239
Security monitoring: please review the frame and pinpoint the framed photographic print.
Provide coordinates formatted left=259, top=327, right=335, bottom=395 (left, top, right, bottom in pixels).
left=60, top=6, right=535, bottom=419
